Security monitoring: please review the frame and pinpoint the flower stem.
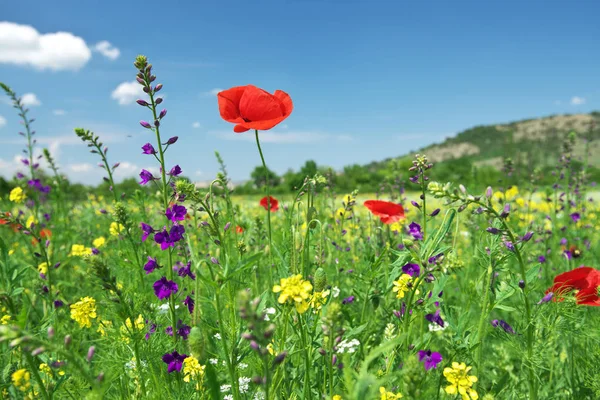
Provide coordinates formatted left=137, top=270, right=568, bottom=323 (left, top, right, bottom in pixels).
left=254, top=130, right=274, bottom=288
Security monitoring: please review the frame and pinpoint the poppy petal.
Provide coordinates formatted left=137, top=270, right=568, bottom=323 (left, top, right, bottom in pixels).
left=234, top=124, right=250, bottom=133
left=217, top=86, right=248, bottom=123
left=273, top=90, right=294, bottom=115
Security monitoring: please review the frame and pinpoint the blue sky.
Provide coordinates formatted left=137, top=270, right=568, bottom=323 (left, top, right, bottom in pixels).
left=0, top=0, right=598, bottom=184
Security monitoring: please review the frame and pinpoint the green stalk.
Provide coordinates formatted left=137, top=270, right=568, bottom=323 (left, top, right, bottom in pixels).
left=475, top=264, right=493, bottom=385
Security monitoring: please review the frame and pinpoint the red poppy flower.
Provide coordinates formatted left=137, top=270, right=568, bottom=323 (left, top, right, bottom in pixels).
left=218, top=85, right=293, bottom=133
left=363, top=200, right=405, bottom=224
left=235, top=225, right=244, bottom=234
left=0, top=212, right=11, bottom=225
left=546, top=266, right=600, bottom=306
left=40, top=228, right=52, bottom=238
left=260, top=196, right=279, bottom=212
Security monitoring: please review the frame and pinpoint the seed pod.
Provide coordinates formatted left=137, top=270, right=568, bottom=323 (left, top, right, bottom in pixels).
left=314, top=268, right=327, bottom=292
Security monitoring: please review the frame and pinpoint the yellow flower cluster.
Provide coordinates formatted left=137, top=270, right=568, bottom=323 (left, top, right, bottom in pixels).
left=70, top=244, right=93, bottom=257
left=182, top=356, right=205, bottom=383
left=380, top=386, right=402, bottom=399
left=309, top=290, right=330, bottom=313
left=11, top=369, right=31, bottom=392
left=120, top=314, right=145, bottom=343
left=38, top=262, right=48, bottom=275
left=443, top=362, right=478, bottom=400
left=25, top=215, right=38, bottom=228
left=9, top=187, right=26, bottom=203
left=93, top=237, right=106, bottom=248
left=97, top=320, right=113, bottom=336
left=70, top=297, right=97, bottom=328
left=393, top=274, right=417, bottom=299
left=273, top=274, right=313, bottom=314
left=110, top=222, right=125, bottom=236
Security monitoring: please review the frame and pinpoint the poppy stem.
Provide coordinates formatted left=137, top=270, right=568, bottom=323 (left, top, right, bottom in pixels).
left=254, top=130, right=274, bottom=286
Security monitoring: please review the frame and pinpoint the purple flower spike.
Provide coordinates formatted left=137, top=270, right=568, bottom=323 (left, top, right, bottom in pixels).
left=402, top=263, right=421, bottom=277
left=418, top=350, right=443, bottom=371
left=140, top=222, right=154, bottom=242
left=169, top=165, right=182, bottom=176
left=140, top=120, right=152, bottom=129
left=177, top=261, right=196, bottom=280
left=153, top=276, right=178, bottom=300
left=183, top=295, right=195, bottom=314
left=162, top=351, right=187, bottom=373
left=142, top=143, right=156, bottom=155
left=538, top=292, right=553, bottom=305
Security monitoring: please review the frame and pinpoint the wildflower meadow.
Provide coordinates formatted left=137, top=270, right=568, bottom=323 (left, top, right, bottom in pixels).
left=0, top=54, right=599, bottom=400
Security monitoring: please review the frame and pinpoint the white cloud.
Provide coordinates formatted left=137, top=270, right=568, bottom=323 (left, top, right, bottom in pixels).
left=68, top=163, right=93, bottom=173
left=0, top=115, right=6, bottom=128
left=192, top=121, right=202, bottom=129
left=111, top=81, right=144, bottom=105
left=203, top=88, right=223, bottom=96
left=0, top=21, right=91, bottom=71
left=571, top=96, right=586, bottom=105
left=52, top=109, right=66, bottom=116
left=93, top=40, right=120, bottom=60
left=21, top=93, right=41, bottom=106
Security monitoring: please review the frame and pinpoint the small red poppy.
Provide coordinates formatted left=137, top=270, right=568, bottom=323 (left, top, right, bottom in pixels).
left=363, top=200, right=405, bottom=224
left=546, top=266, right=600, bottom=306
left=260, top=196, right=279, bottom=212
left=40, top=228, right=52, bottom=238
left=235, top=225, right=244, bottom=234
left=218, top=85, right=293, bottom=133
left=0, top=212, right=11, bottom=225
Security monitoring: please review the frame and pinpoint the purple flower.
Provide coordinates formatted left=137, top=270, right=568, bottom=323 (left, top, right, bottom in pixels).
left=538, top=292, right=553, bottom=305
left=504, top=241, right=515, bottom=252
left=570, top=212, right=581, bottom=223
left=140, top=121, right=152, bottom=129
left=393, top=303, right=407, bottom=320
left=538, top=255, right=546, bottom=263
left=169, top=224, right=185, bottom=243
left=141, top=223, right=154, bottom=242
left=144, top=256, right=158, bottom=274
left=154, top=225, right=186, bottom=250
left=520, top=231, right=534, bottom=242
left=177, top=261, right=196, bottom=280
left=409, top=175, right=419, bottom=184
left=165, top=136, right=178, bottom=145
left=145, top=323, right=157, bottom=340
left=408, top=222, right=423, bottom=241
left=162, top=351, right=187, bottom=373
left=418, top=350, right=443, bottom=371
left=53, top=300, right=64, bottom=308
left=491, top=319, right=516, bottom=334
left=183, top=295, right=194, bottom=314
left=342, top=296, right=355, bottom=305
left=500, top=203, right=510, bottom=218
left=177, top=321, right=191, bottom=340
left=142, top=143, right=156, bottom=155
left=429, top=208, right=440, bottom=217
left=402, top=263, right=420, bottom=277
left=428, top=253, right=443, bottom=265
left=139, top=169, right=156, bottom=185
left=560, top=237, right=568, bottom=246
left=425, top=309, right=444, bottom=328
left=410, top=200, right=420, bottom=209
left=166, top=204, right=187, bottom=222
left=153, top=277, right=178, bottom=300
left=169, top=165, right=182, bottom=176
left=486, top=227, right=501, bottom=235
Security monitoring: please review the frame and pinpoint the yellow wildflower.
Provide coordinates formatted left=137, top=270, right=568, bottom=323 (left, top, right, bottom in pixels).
left=443, top=362, right=478, bottom=400
left=37, top=262, right=48, bottom=275
left=310, top=290, right=330, bottom=313
left=335, top=208, right=346, bottom=218
left=9, top=187, right=26, bottom=203
left=11, top=369, right=31, bottom=392
left=182, top=356, right=205, bottom=383
left=70, top=297, right=97, bottom=328
left=97, top=320, right=113, bottom=336
left=379, top=386, right=402, bottom=399
left=393, top=274, right=417, bottom=299
left=93, top=237, right=106, bottom=248
left=121, top=314, right=145, bottom=342
left=273, top=274, right=313, bottom=314
left=505, top=186, right=519, bottom=201
left=333, top=396, right=343, bottom=400
left=110, top=222, right=125, bottom=236
left=1, top=315, right=11, bottom=325
left=25, top=215, right=37, bottom=228
left=70, top=244, right=93, bottom=257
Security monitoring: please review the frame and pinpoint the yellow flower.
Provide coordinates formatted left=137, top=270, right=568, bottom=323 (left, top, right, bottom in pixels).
left=333, top=396, right=343, bottom=400
left=93, top=237, right=106, bottom=248
left=266, top=343, right=275, bottom=356
left=443, top=362, right=478, bottom=400
left=37, top=262, right=48, bottom=275
left=25, top=215, right=38, bottom=228
left=390, top=221, right=404, bottom=232
left=182, top=356, right=205, bottom=383
left=310, top=290, right=330, bottom=313
left=110, top=222, right=125, bottom=236
left=9, top=187, right=26, bottom=203
left=1, top=315, right=11, bottom=325
left=379, top=386, right=402, bottom=399
left=505, top=186, right=519, bottom=201
left=97, top=320, right=113, bottom=336
left=70, top=244, right=93, bottom=257
left=273, top=274, right=313, bottom=314
left=12, top=369, right=31, bottom=392
left=70, top=297, right=97, bottom=328
left=392, top=274, right=417, bottom=299
left=121, top=314, right=145, bottom=342
left=335, top=208, right=346, bottom=218
left=39, top=363, right=52, bottom=376
left=343, top=194, right=354, bottom=205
